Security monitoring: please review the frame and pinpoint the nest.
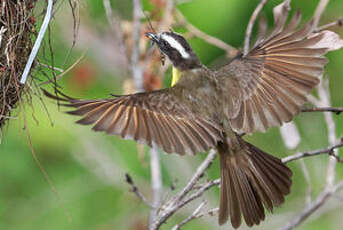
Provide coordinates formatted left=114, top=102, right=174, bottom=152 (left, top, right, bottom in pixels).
left=0, top=0, right=36, bottom=131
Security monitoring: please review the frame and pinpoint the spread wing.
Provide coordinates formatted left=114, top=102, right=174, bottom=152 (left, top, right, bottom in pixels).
left=43, top=88, right=223, bottom=155
left=217, top=8, right=337, bottom=134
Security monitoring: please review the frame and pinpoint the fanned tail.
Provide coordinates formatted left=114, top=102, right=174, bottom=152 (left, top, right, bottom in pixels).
left=218, top=137, right=292, bottom=228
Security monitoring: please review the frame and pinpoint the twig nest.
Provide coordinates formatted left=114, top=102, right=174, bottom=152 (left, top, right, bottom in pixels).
left=0, top=0, right=36, bottom=131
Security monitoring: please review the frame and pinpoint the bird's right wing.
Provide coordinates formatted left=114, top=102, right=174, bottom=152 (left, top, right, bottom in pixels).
left=216, top=6, right=343, bottom=134
left=43, top=88, right=223, bottom=155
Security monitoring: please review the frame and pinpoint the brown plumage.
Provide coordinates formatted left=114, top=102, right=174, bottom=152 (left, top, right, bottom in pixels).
left=43, top=7, right=342, bottom=228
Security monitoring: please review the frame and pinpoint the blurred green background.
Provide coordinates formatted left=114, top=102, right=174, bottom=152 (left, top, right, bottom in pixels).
left=1, top=0, right=343, bottom=229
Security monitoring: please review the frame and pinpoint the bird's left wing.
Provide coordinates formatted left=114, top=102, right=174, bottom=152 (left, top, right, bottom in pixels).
left=216, top=7, right=343, bottom=134
left=43, top=88, right=222, bottom=155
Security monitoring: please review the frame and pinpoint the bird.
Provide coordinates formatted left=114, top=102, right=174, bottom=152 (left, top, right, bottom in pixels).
left=43, top=8, right=342, bottom=228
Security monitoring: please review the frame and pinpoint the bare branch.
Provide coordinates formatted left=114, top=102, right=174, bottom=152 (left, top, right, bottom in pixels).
left=175, top=178, right=220, bottom=212
left=307, top=94, right=322, bottom=106
left=103, top=0, right=129, bottom=71
left=243, top=0, right=268, bottom=56
left=313, top=0, right=330, bottom=29
left=316, top=18, right=343, bottom=32
left=125, top=173, right=154, bottom=208
left=173, top=207, right=219, bottom=230
left=152, top=139, right=343, bottom=229
left=151, top=150, right=217, bottom=229
left=278, top=2, right=343, bottom=227
left=282, top=142, right=343, bottom=163
left=318, top=78, right=338, bottom=189
left=37, top=62, right=64, bottom=73
left=299, top=159, right=312, bottom=205
left=158, top=0, right=175, bottom=31
left=131, top=0, right=144, bottom=91
left=176, top=10, right=238, bottom=57
left=103, top=0, right=115, bottom=29
left=278, top=181, right=343, bottom=230
left=152, top=178, right=220, bottom=230
left=301, top=106, right=343, bottom=114
left=172, top=201, right=207, bottom=230
left=39, top=50, right=87, bottom=86
left=170, top=150, right=217, bottom=204
left=149, top=147, right=163, bottom=226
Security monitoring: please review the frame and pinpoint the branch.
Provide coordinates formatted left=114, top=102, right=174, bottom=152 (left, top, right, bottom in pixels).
left=170, top=150, right=217, bottom=204
left=313, top=0, right=330, bottom=29
left=243, top=0, right=268, bottom=56
left=103, top=0, right=129, bottom=71
left=103, top=0, right=115, bottom=30
left=299, top=159, right=312, bottom=205
left=316, top=18, right=343, bottom=32
left=131, top=0, right=144, bottom=92
left=174, top=178, right=220, bottom=212
left=172, top=200, right=207, bottom=230
left=152, top=178, right=220, bottom=230
left=317, top=78, right=339, bottom=189
left=279, top=1, right=343, bottom=227
left=149, top=147, right=163, bottom=226
left=175, top=10, right=238, bottom=57
left=172, top=207, right=219, bottom=230
left=151, top=150, right=217, bottom=230
left=39, top=50, right=87, bottom=86
left=151, top=139, right=343, bottom=229
left=282, top=142, right=343, bottom=163
left=125, top=173, right=154, bottom=208
left=278, top=181, right=343, bottom=230
left=20, top=0, right=53, bottom=84
left=301, top=106, right=343, bottom=114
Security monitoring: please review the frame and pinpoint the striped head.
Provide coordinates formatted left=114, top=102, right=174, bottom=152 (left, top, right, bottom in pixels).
left=146, top=31, right=202, bottom=70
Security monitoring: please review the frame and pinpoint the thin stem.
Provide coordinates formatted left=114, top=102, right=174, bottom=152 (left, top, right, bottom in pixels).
left=301, top=107, right=343, bottom=114
left=313, top=0, right=330, bottom=28
left=149, top=147, right=163, bottom=226
left=131, top=0, right=144, bottom=91
left=282, top=142, right=343, bottom=163
left=176, top=10, right=237, bottom=57
left=243, top=0, right=268, bottom=56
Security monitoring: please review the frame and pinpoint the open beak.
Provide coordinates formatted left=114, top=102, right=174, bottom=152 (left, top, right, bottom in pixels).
left=145, top=32, right=159, bottom=43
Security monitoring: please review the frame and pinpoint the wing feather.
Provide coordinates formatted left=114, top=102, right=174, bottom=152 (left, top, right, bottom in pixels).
left=217, top=10, right=334, bottom=133
left=43, top=88, right=223, bottom=155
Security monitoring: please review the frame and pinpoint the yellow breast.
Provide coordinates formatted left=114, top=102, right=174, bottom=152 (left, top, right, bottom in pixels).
left=171, top=67, right=181, bottom=86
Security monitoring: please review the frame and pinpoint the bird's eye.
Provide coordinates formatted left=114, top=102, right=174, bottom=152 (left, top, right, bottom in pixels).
left=161, top=40, right=167, bottom=47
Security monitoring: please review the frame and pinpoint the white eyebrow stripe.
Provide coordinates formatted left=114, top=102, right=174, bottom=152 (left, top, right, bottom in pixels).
left=161, top=34, right=190, bottom=59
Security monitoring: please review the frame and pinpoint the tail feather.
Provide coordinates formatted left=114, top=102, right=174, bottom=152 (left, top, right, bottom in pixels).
left=218, top=138, right=292, bottom=228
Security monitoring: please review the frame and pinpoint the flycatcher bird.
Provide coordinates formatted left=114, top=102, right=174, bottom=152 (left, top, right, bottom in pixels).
left=43, top=8, right=342, bottom=228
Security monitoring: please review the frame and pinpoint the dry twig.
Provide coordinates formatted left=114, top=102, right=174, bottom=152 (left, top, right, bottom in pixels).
left=131, top=0, right=144, bottom=92
left=149, top=147, right=163, bottom=226
left=243, top=0, right=268, bottom=56
left=313, top=0, right=330, bottom=28
left=125, top=173, right=154, bottom=208
left=151, top=150, right=217, bottom=230
left=278, top=182, right=343, bottom=230
left=316, top=18, right=343, bottom=32
left=301, top=106, right=343, bottom=114
left=171, top=201, right=207, bottom=230
left=176, top=10, right=238, bottom=57
left=282, top=142, right=343, bottom=163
